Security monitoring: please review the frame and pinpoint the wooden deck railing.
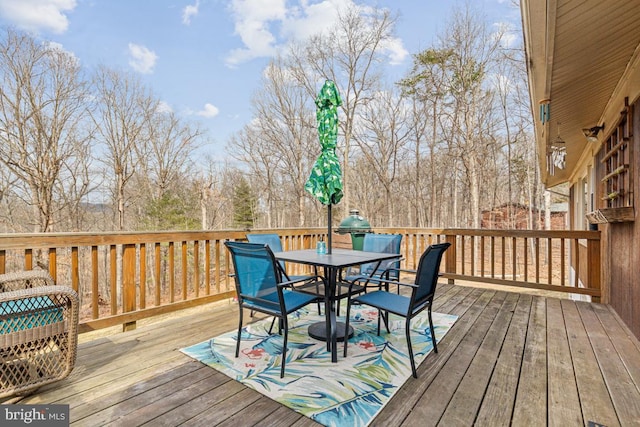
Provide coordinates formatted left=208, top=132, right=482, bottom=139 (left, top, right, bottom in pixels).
left=0, top=227, right=600, bottom=333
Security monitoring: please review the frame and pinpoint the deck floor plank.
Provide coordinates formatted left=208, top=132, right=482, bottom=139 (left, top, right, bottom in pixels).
left=546, top=298, right=583, bottom=426
left=371, top=287, right=493, bottom=426
left=8, top=285, right=640, bottom=427
left=474, top=293, right=532, bottom=426
left=70, top=361, right=203, bottom=422
left=561, top=299, right=619, bottom=427
left=178, top=387, right=262, bottom=425
left=577, top=302, right=640, bottom=426
left=139, top=374, right=246, bottom=426
left=216, top=396, right=293, bottom=427
left=399, top=291, right=509, bottom=426
left=72, top=365, right=219, bottom=426
left=511, top=295, right=548, bottom=426
left=438, top=292, right=524, bottom=426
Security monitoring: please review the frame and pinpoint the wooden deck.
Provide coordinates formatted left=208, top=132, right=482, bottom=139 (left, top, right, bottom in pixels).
left=7, top=283, right=640, bottom=426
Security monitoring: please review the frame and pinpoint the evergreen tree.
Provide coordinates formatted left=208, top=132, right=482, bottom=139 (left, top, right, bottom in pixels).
left=233, top=177, right=256, bottom=229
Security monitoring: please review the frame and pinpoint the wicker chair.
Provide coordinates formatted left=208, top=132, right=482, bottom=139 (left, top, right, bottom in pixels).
left=0, top=270, right=79, bottom=398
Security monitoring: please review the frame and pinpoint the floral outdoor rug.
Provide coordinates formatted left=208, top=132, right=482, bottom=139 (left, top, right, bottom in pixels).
left=180, top=307, right=458, bottom=427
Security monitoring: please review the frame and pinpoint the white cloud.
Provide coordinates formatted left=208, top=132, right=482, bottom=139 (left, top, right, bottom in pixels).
left=44, top=40, right=80, bottom=65
left=157, top=101, right=173, bottom=114
left=379, top=37, right=408, bottom=66
left=279, top=0, right=339, bottom=40
left=225, top=0, right=408, bottom=67
left=493, top=21, right=519, bottom=49
left=225, top=0, right=287, bottom=67
left=182, top=0, right=199, bottom=25
left=197, top=103, right=220, bottom=118
left=128, top=43, right=157, bottom=74
left=0, top=0, right=76, bottom=34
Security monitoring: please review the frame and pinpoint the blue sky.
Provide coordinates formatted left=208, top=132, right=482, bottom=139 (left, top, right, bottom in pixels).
left=0, top=0, right=521, bottom=156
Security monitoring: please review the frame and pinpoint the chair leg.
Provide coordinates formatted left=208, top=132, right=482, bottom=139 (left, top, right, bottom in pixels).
left=268, top=316, right=277, bottom=334
left=343, top=298, right=353, bottom=357
left=381, top=311, right=390, bottom=333
left=428, top=305, right=438, bottom=354
left=235, top=307, right=244, bottom=358
left=376, top=310, right=390, bottom=335
left=280, top=315, right=288, bottom=378
left=405, top=319, right=417, bottom=378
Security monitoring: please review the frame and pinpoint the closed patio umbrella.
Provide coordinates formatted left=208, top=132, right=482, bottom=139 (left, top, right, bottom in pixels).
left=305, top=80, right=343, bottom=254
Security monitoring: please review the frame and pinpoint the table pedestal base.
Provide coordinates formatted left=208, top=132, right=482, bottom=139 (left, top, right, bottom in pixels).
left=308, top=321, right=354, bottom=342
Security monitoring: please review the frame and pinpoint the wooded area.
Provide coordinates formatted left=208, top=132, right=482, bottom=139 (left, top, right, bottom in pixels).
left=0, top=3, right=554, bottom=236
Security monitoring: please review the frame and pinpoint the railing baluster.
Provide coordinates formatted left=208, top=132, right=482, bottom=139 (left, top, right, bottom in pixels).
left=524, top=237, right=528, bottom=281
left=110, top=245, right=117, bottom=315
left=560, top=238, right=566, bottom=286
left=574, top=238, right=580, bottom=288
left=490, top=236, right=495, bottom=278
left=480, top=236, right=485, bottom=277
left=25, top=248, right=32, bottom=270
left=194, top=240, right=200, bottom=298
left=71, top=247, right=79, bottom=293
left=155, top=242, right=161, bottom=306
left=169, top=241, right=175, bottom=303
left=547, top=237, right=552, bottom=285
left=91, top=246, right=99, bottom=319
left=49, top=248, right=57, bottom=282
left=501, top=237, right=506, bottom=279
left=181, top=241, right=188, bottom=300
left=140, top=243, right=146, bottom=309
left=205, top=239, right=211, bottom=295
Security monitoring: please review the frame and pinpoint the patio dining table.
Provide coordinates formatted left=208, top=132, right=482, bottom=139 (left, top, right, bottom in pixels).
left=273, top=248, right=401, bottom=363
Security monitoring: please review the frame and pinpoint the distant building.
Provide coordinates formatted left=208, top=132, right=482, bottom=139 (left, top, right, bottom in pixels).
left=481, top=202, right=567, bottom=230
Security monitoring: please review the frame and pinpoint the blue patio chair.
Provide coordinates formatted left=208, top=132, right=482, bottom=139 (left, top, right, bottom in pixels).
left=342, top=233, right=403, bottom=283
left=246, top=233, right=321, bottom=314
left=343, top=242, right=451, bottom=378
left=224, top=241, right=323, bottom=378
left=336, top=233, right=403, bottom=314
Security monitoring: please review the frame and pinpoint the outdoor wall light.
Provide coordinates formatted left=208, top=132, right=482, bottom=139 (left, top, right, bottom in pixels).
left=581, top=124, right=605, bottom=142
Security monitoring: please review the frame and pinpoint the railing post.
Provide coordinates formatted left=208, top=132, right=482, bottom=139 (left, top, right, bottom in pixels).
left=122, top=243, right=137, bottom=332
left=445, top=234, right=456, bottom=284
left=587, top=238, right=602, bottom=303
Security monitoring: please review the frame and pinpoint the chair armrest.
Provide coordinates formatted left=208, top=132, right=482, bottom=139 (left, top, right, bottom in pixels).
left=0, top=270, right=54, bottom=292
left=1, top=285, right=80, bottom=332
left=381, top=267, right=417, bottom=275
left=278, top=275, right=325, bottom=289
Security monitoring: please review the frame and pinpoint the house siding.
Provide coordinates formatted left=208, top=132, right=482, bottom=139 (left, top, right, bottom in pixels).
left=598, top=99, right=640, bottom=339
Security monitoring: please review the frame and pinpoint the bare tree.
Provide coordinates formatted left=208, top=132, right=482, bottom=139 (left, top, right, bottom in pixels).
left=195, top=156, right=230, bottom=230
left=0, top=28, right=93, bottom=232
left=352, top=88, right=410, bottom=225
left=140, top=111, right=202, bottom=198
left=286, top=5, right=400, bottom=211
left=91, top=65, right=159, bottom=230
left=227, top=58, right=317, bottom=228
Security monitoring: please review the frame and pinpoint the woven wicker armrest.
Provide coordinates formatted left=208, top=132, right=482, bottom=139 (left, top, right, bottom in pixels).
left=0, top=271, right=79, bottom=398
left=0, top=270, right=55, bottom=292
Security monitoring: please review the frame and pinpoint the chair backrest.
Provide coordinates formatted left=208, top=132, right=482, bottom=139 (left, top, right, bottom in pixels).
left=360, top=233, right=403, bottom=279
left=225, top=241, right=281, bottom=300
left=246, top=233, right=286, bottom=271
left=414, top=243, right=451, bottom=304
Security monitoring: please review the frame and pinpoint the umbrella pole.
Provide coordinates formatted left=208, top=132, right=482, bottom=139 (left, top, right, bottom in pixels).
left=327, top=203, right=332, bottom=254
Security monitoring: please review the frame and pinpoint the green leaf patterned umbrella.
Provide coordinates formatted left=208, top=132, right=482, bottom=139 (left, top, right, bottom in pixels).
left=305, top=80, right=343, bottom=253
